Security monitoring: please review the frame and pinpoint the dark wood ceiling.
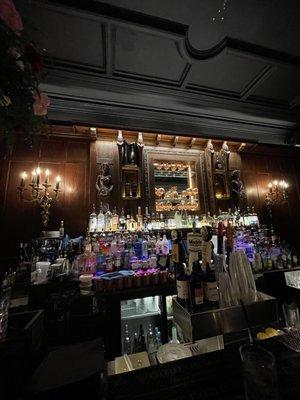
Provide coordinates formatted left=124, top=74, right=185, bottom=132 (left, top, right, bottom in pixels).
left=15, top=0, right=300, bottom=145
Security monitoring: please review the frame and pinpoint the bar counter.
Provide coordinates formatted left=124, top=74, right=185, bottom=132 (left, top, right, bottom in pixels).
left=108, top=337, right=300, bottom=400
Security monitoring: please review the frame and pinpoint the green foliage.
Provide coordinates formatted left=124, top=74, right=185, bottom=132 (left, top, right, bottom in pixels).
left=0, top=19, right=47, bottom=149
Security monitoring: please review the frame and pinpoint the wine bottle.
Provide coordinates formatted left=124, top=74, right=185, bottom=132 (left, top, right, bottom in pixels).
left=176, top=262, right=190, bottom=308
left=187, top=225, right=202, bottom=274
left=190, top=260, right=204, bottom=307
left=217, top=221, right=224, bottom=254
left=123, top=323, right=132, bottom=355
left=203, top=263, right=219, bottom=306
left=137, top=324, right=147, bottom=352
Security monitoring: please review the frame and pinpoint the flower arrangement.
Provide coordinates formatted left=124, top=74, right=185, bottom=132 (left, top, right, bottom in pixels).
left=0, top=0, right=49, bottom=148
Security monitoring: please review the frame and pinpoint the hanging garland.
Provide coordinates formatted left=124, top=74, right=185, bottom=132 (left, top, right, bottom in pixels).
left=0, top=0, right=49, bottom=149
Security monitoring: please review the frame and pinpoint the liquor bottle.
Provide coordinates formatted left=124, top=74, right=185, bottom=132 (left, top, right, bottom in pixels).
left=124, top=180, right=131, bottom=197
left=111, top=207, right=119, bottom=231
left=181, top=211, right=187, bottom=228
left=146, top=323, right=157, bottom=354
left=110, top=235, right=118, bottom=256
left=217, top=221, right=224, bottom=254
left=128, top=143, right=137, bottom=165
left=187, top=224, right=202, bottom=274
left=137, top=324, right=147, bottom=352
left=161, top=234, right=169, bottom=255
left=190, top=260, right=204, bottom=307
left=119, top=208, right=126, bottom=231
left=97, top=203, right=105, bottom=232
left=59, top=221, right=64, bottom=238
left=136, top=206, right=143, bottom=231
left=176, top=262, right=190, bottom=308
left=142, top=236, right=148, bottom=258
left=89, top=204, right=97, bottom=233
left=170, top=325, right=180, bottom=344
left=187, top=215, right=193, bottom=228
left=130, top=214, right=137, bottom=231
left=123, top=323, right=132, bottom=355
left=225, top=221, right=234, bottom=262
left=105, top=206, right=112, bottom=231
left=160, top=214, right=165, bottom=229
left=125, top=213, right=131, bottom=231
left=134, top=234, right=143, bottom=259
left=155, top=329, right=162, bottom=350
left=121, top=140, right=127, bottom=165
left=132, top=332, right=140, bottom=353
left=195, top=215, right=201, bottom=229
left=174, top=211, right=182, bottom=229
left=148, top=214, right=154, bottom=231
left=156, top=234, right=162, bottom=254
left=203, top=263, right=219, bottom=306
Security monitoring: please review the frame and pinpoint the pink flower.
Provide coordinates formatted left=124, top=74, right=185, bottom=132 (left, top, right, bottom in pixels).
left=0, top=0, right=23, bottom=33
left=33, top=92, right=50, bottom=116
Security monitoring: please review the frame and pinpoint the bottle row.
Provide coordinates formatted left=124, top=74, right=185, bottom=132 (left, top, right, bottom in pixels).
left=123, top=323, right=162, bottom=355
left=88, top=204, right=260, bottom=233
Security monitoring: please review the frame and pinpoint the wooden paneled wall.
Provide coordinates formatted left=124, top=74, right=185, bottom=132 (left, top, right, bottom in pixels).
left=0, top=134, right=300, bottom=271
left=240, top=151, right=300, bottom=247
left=0, top=137, right=91, bottom=266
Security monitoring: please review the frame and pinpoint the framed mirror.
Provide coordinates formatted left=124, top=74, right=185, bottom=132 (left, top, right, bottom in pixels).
left=144, top=149, right=208, bottom=214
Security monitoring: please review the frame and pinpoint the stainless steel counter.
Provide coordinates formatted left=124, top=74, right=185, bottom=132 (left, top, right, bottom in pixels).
left=173, top=292, right=278, bottom=342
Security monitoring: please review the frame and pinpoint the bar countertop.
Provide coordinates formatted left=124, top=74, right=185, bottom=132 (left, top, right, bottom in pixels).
left=108, top=338, right=300, bottom=400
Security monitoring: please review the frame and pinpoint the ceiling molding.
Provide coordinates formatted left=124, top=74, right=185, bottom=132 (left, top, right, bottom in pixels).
left=15, top=0, right=300, bottom=146
left=240, top=65, right=276, bottom=101
left=47, top=97, right=294, bottom=145
left=39, top=0, right=300, bottom=66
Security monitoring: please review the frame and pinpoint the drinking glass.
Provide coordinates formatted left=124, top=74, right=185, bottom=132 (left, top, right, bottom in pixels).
left=240, top=344, right=279, bottom=400
left=282, top=303, right=300, bottom=329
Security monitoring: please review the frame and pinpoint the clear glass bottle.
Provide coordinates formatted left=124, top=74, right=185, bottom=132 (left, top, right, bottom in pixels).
left=105, top=205, right=112, bottom=231
left=123, top=323, right=132, bottom=355
left=162, top=234, right=169, bottom=255
left=146, top=323, right=157, bottom=354
left=119, top=208, right=126, bottom=231
left=111, top=207, right=119, bottom=231
left=89, top=204, right=97, bottom=233
left=97, top=203, right=105, bottom=232
left=136, top=206, right=143, bottom=231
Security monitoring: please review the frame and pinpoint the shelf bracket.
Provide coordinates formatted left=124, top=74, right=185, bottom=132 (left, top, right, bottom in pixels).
left=173, top=136, right=179, bottom=147
left=156, top=134, right=161, bottom=146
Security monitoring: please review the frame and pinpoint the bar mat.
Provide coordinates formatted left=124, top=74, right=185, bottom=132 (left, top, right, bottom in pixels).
left=276, top=329, right=300, bottom=353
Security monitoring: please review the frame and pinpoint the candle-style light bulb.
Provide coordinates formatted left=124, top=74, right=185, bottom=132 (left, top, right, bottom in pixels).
left=36, top=167, right=41, bottom=186
left=45, top=169, right=50, bottom=184
left=55, top=176, right=61, bottom=190
left=20, top=172, right=27, bottom=187
left=32, top=169, right=37, bottom=185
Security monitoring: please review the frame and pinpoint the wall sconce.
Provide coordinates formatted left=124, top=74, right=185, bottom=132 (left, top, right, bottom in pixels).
left=17, top=168, right=62, bottom=227
left=265, top=180, right=288, bottom=207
